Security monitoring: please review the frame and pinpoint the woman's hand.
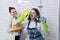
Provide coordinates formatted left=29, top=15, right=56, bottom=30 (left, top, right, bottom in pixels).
left=8, top=28, right=14, bottom=32
left=45, top=31, right=50, bottom=36
left=14, top=21, right=18, bottom=26
left=11, top=25, right=24, bottom=32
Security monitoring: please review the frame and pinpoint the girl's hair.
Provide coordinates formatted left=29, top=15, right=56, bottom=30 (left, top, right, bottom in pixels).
left=28, top=8, right=40, bottom=26
left=9, top=7, right=15, bottom=13
left=28, top=8, right=40, bottom=22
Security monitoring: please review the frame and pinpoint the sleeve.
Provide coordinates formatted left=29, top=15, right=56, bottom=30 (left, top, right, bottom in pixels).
left=21, top=19, right=28, bottom=28
left=8, top=19, right=12, bottom=28
left=7, top=18, right=12, bottom=33
left=37, top=23, right=43, bottom=31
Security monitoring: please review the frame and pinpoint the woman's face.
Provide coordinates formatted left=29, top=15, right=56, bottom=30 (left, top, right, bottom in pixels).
left=29, top=10, right=37, bottom=19
left=10, top=9, right=17, bottom=17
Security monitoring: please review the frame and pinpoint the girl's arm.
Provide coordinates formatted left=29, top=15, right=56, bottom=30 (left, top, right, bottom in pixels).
left=11, top=24, right=24, bottom=32
left=7, top=18, right=13, bottom=33
left=11, top=18, right=28, bottom=32
left=40, top=23, right=50, bottom=36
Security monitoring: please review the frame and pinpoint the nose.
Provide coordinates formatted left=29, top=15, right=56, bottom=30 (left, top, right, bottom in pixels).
left=30, top=13, right=33, bottom=16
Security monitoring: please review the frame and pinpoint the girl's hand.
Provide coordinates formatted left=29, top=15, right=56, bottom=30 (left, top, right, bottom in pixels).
left=10, top=25, right=24, bottom=32
left=10, top=27, right=17, bottom=32
left=10, top=28, right=14, bottom=32
left=14, top=21, right=20, bottom=26
left=45, top=31, right=50, bottom=36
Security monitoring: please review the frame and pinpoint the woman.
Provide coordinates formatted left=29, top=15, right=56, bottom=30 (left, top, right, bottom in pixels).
left=7, top=7, right=22, bottom=40
left=15, top=8, right=49, bottom=40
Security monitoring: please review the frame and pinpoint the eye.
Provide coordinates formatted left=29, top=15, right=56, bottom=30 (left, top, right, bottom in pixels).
left=15, top=11, right=16, bottom=12
left=33, top=13, right=35, bottom=14
left=12, top=12, right=14, bottom=13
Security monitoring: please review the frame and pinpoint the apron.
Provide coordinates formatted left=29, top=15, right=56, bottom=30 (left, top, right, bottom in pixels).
left=27, top=21, right=45, bottom=40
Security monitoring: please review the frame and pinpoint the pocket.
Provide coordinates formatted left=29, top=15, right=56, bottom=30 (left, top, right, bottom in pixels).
left=27, top=29, right=41, bottom=35
left=33, top=29, right=40, bottom=35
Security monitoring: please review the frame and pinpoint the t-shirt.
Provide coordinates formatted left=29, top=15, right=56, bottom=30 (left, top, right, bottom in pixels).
left=21, top=19, right=44, bottom=31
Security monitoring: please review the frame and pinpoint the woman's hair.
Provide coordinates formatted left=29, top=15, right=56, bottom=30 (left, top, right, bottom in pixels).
left=28, top=8, right=40, bottom=26
left=9, top=7, right=15, bottom=13
left=28, top=8, right=40, bottom=22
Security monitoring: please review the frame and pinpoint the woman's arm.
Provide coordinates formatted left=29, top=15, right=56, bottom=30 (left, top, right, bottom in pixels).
left=11, top=24, right=24, bottom=32
left=11, top=18, right=28, bottom=32
left=40, top=23, right=50, bottom=36
left=7, top=18, right=12, bottom=33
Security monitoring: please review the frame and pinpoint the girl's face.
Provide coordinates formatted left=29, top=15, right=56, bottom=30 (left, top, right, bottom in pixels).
left=29, top=10, right=37, bottom=19
left=10, top=9, right=17, bottom=17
